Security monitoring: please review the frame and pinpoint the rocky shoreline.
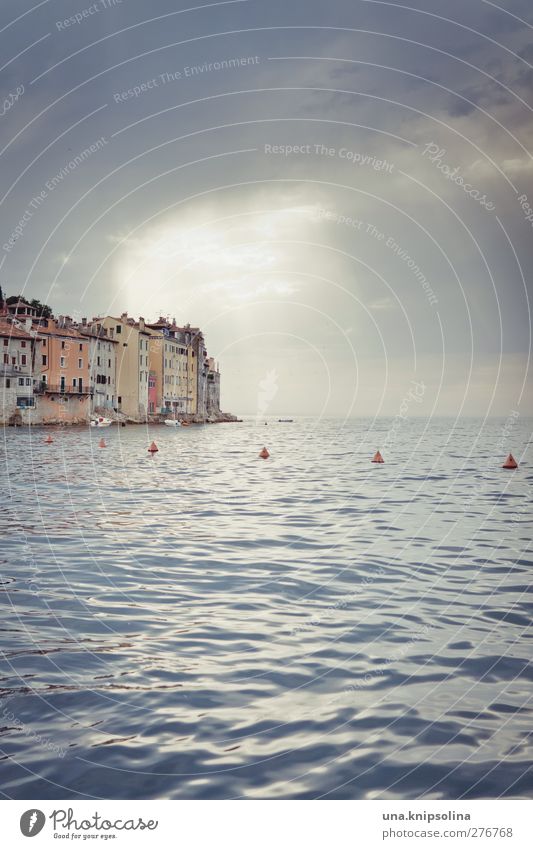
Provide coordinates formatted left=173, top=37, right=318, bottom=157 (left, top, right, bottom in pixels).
left=6, top=410, right=240, bottom=426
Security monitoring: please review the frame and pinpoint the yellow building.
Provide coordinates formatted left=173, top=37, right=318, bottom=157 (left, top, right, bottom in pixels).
left=147, top=319, right=190, bottom=415
left=91, top=314, right=150, bottom=420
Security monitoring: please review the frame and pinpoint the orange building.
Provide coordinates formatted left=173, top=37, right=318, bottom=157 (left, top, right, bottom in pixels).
left=33, top=318, right=92, bottom=423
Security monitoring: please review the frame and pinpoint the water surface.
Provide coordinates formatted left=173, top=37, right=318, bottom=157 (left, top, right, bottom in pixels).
left=1, top=418, right=532, bottom=799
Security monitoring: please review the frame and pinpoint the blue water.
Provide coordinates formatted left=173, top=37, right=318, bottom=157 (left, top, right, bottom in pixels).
left=1, top=418, right=532, bottom=799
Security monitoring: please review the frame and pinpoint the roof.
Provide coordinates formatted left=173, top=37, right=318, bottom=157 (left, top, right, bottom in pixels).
left=80, top=328, right=119, bottom=343
left=99, top=316, right=151, bottom=336
left=0, top=320, right=35, bottom=340
left=35, top=323, right=86, bottom=340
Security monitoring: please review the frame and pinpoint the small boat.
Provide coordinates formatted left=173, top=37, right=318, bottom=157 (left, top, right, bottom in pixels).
left=164, top=419, right=182, bottom=427
left=278, top=418, right=294, bottom=422
left=90, top=416, right=112, bottom=428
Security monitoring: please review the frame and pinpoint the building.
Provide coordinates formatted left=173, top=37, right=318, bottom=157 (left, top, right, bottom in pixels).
left=145, top=323, right=165, bottom=414
left=0, top=295, right=227, bottom=424
left=148, top=369, right=158, bottom=415
left=81, top=320, right=118, bottom=412
left=206, top=357, right=221, bottom=419
left=92, top=314, right=150, bottom=420
left=146, top=318, right=190, bottom=416
left=33, top=317, right=92, bottom=424
left=0, top=319, right=38, bottom=424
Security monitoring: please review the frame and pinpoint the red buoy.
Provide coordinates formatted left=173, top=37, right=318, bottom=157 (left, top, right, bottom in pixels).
left=44, top=435, right=53, bottom=444
left=502, top=453, right=518, bottom=469
left=99, top=438, right=106, bottom=448
left=148, top=441, right=159, bottom=453
left=259, top=446, right=270, bottom=459
left=371, top=450, right=384, bottom=463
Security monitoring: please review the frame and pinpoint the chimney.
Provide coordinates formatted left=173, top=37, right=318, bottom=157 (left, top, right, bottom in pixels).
left=121, top=312, right=128, bottom=321
left=138, top=317, right=145, bottom=331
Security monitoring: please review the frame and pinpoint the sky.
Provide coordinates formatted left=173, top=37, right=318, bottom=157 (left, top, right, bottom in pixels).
left=1, top=0, right=532, bottom=417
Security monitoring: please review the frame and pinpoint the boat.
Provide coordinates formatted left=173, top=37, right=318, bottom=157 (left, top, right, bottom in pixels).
left=90, top=416, right=112, bottom=428
left=278, top=418, right=294, bottom=422
left=164, top=419, right=182, bottom=427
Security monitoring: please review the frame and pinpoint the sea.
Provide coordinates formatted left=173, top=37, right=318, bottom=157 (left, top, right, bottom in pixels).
left=1, top=417, right=532, bottom=799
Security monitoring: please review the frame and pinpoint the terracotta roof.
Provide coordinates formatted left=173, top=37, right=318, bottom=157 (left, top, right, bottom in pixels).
left=35, top=324, right=86, bottom=340
left=0, top=320, right=35, bottom=340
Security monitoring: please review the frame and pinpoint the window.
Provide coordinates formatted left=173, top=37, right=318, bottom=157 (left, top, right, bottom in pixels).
left=3, top=353, right=7, bottom=364
left=17, top=397, right=35, bottom=407
left=107, top=376, right=110, bottom=384
left=21, top=354, right=27, bottom=365
left=116, top=325, right=121, bottom=334
left=78, top=358, right=82, bottom=368
left=26, top=378, right=31, bottom=386
left=41, top=354, right=46, bottom=365
left=21, top=340, right=26, bottom=348
left=97, top=356, right=101, bottom=366
left=18, top=377, right=24, bottom=386
left=60, top=356, right=65, bottom=367
left=108, top=359, right=111, bottom=368
left=61, top=341, right=65, bottom=349
left=79, top=343, right=83, bottom=351
left=3, top=339, right=7, bottom=346
left=42, top=339, right=46, bottom=346
left=73, top=378, right=77, bottom=387
left=5, top=378, right=10, bottom=388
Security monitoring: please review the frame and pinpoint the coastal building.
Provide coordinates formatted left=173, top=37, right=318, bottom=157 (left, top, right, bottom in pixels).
left=0, top=294, right=227, bottom=425
left=92, top=314, right=150, bottom=420
left=33, top=317, right=92, bottom=424
left=145, top=324, right=165, bottom=414
left=0, top=319, right=38, bottom=424
left=146, top=319, right=190, bottom=416
left=206, top=357, right=221, bottom=419
left=80, top=320, right=118, bottom=413
left=196, top=331, right=209, bottom=421
left=148, top=370, right=158, bottom=415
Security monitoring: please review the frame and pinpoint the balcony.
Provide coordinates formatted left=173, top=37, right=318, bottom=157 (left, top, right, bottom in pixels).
left=34, top=383, right=93, bottom=396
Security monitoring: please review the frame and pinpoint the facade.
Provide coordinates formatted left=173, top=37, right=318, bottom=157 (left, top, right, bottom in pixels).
left=81, top=322, right=118, bottom=412
left=146, top=325, right=164, bottom=414
left=0, top=296, right=226, bottom=425
left=206, top=357, right=221, bottom=418
left=93, top=314, right=150, bottom=421
left=147, top=319, right=191, bottom=416
left=33, top=317, right=92, bottom=424
left=193, top=329, right=208, bottom=420
left=0, top=319, right=38, bottom=424
left=148, top=370, right=158, bottom=414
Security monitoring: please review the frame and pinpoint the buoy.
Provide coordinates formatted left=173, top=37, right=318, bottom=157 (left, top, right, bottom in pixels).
left=372, top=450, right=384, bottom=463
left=502, top=453, right=518, bottom=469
left=44, top=434, right=53, bottom=444
left=148, top=441, right=159, bottom=453
left=259, top=446, right=270, bottom=459
left=99, top=438, right=106, bottom=448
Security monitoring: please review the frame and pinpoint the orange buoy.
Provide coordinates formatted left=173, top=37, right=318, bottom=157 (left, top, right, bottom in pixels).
left=148, top=441, right=159, bottom=453
left=44, top=434, right=53, bottom=444
left=99, top=438, right=106, bottom=448
left=259, top=446, right=270, bottom=459
left=371, top=450, right=384, bottom=463
left=502, top=453, right=518, bottom=469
